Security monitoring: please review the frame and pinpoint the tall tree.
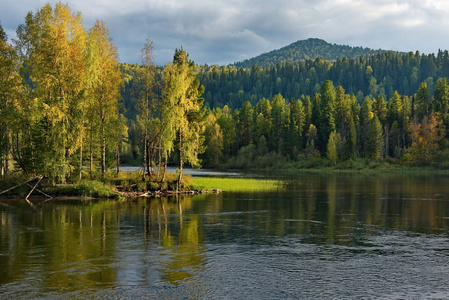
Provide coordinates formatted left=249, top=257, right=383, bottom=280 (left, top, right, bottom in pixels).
left=365, top=115, right=384, bottom=160
left=0, top=25, right=21, bottom=177
left=86, top=20, right=125, bottom=178
left=161, top=48, right=205, bottom=184
left=254, top=98, right=272, bottom=147
left=407, top=113, right=443, bottom=165
left=270, top=94, right=289, bottom=154
left=203, top=112, right=223, bottom=168
left=373, top=96, right=388, bottom=126
left=319, top=80, right=336, bottom=151
left=216, top=105, right=237, bottom=158
left=137, top=37, right=159, bottom=178
left=15, top=3, right=87, bottom=182
left=289, top=98, right=306, bottom=155
left=237, top=101, right=254, bottom=147
left=414, top=82, right=430, bottom=121
left=433, top=78, right=449, bottom=133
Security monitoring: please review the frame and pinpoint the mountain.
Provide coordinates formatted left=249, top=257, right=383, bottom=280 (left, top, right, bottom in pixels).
left=233, top=38, right=386, bottom=68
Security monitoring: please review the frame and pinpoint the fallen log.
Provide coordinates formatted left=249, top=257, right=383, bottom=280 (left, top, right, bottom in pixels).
left=12, top=174, right=52, bottom=199
left=25, top=175, right=43, bottom=201
left=0, top=176, right=40, bottom=195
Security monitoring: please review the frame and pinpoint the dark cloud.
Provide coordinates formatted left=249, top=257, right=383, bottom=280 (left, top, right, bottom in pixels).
left=1, top=0, right=449, bottom=65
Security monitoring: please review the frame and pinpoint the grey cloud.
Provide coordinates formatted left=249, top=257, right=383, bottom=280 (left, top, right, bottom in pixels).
left=2, top=0, right=449, bottom=65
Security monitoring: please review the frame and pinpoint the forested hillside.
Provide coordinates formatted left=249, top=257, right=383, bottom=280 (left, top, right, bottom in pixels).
left=199, top=50, right=449, bottom=109
left=117, top=39, right=449, bottom=170
left=233, top=38, right=385, bottom=68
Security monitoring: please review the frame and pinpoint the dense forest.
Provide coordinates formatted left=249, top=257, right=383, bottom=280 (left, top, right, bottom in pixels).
left=3, top=3, right=449, bottom=187
left=121, top=41, right=449, bottom=171
left=198, top=49, right=449, bottom=109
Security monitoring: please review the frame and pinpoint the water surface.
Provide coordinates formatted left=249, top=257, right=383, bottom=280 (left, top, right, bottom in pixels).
left=1, top=173, right=449, bottom=299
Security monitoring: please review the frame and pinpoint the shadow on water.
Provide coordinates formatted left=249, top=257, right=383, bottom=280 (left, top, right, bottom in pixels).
left=2, top=173, right=449, bottom=298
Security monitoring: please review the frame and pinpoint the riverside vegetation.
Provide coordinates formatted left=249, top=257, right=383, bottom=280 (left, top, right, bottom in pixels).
left=2, top=3, right=449, bottom=198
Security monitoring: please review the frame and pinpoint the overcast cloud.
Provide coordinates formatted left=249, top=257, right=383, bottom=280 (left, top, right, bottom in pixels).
left=1, top=0, right=449, bottom=65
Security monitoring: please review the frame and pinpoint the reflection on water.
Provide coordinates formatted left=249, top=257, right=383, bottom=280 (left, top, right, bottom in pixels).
left=1, top=174, right=449, bottom=298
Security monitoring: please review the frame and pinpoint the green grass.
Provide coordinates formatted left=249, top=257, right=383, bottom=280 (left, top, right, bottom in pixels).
left=190, top=177, right=282, bottom=192
left=43, top=180, right=118, bottom=199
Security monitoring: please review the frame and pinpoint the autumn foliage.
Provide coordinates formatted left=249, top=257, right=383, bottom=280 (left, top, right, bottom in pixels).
left=406, top=113, right=443, bottom=165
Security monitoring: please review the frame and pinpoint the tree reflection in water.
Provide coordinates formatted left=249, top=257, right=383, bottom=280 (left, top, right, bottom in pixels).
left=1, top=173, right=449, bottom=298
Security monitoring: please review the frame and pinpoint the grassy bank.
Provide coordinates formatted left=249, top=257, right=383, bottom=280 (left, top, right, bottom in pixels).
left=190, top=177, right=282, bottom=192
left=43, top=180, right=119, bottom=199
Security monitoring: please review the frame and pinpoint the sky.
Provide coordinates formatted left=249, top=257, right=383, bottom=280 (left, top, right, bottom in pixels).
left=1, top=0, right=449, bottom=66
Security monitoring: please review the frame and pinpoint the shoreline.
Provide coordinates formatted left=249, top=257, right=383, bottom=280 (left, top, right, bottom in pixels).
left=0, top=189, right=221, bottom=202
left=121, top=188, right=221, bottom=199
left=2, top=165, right=449, bottom=201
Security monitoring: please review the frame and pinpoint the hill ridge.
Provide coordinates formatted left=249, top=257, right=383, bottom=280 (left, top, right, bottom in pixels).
left=233, top=38, right=386, bottom=68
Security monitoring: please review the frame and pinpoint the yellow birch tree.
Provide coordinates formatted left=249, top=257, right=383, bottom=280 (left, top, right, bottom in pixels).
left=86, top=20, right=125, bottom=178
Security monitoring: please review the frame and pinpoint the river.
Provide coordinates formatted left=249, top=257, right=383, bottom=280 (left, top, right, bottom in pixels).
left=1, top=172, right=449, bottom=299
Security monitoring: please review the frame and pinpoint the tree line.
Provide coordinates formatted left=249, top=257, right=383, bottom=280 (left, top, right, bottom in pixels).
left=196, top=78, right=449, bottom=168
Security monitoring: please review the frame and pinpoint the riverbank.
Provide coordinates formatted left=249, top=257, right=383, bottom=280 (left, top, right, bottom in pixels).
left=2, top=164, right=449, bottom=201
left=0, top=173, right=223, bottom=201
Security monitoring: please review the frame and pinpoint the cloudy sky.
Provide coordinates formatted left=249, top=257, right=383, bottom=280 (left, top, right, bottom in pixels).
left=1, top=0, right=449, bottom=66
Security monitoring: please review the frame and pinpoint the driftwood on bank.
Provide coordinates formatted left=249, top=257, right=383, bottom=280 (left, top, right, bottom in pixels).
left=12, top=174, right=53, bottom=199
left=0, top=176, right=40, bottom=195
left=25, top=175, right=44, bottom=201
left=0, top=175, right=53, bottom=200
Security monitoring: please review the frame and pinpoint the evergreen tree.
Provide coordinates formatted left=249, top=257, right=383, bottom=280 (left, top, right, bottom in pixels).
left=216, top=106, right=237, bottom=158
left=388, top=91, right=403, bottom=124
left=388, top=91, right=406, bottom=155
left=319, top=80, right=336, bottom=151
left=271, top=94, right=289, bottom=154
left=414, top=82, right=430, bottom=121
left=289, top=98, right=306, bottom=155
left=359, top=96, right=373, bottom=157
left=237, top=101, right=254, bottom=147
left=254, top=98, right=272, bottom=147
left=433, top=78, right=449, bottom=133
left=373, top=96, right=388, bottom=125
left=366, top=115, right=384, bottom=160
